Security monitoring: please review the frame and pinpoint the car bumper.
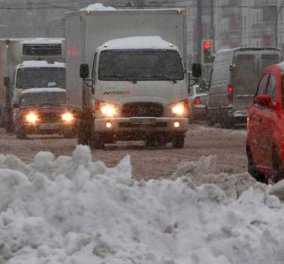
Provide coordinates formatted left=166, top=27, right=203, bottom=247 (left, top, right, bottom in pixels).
left=20, top=123, right=76, bottom=135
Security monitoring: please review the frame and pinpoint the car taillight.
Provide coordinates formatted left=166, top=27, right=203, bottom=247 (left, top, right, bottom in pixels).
left=193, top=97, right=202, bottom=105
left=227, top=85, right=234, bottom=105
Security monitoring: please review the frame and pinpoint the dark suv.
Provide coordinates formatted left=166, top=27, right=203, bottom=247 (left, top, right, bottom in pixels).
left=246, top=62, right=284, bottom=183
left=14, top=88, right=76, bottom=139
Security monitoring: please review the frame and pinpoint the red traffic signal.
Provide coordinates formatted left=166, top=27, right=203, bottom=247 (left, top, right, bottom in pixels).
left=201, top=39, right=214, bottom=64
left=203, top=40, right=212, bottom=50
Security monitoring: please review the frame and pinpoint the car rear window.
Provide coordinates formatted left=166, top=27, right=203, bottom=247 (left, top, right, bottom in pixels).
left=234, top=54, right=258, bottom=94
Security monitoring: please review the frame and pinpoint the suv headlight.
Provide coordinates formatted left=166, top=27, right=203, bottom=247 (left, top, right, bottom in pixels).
left=25, top=111, right=39, bottom=124
left=169, top=99, right=189, bottom=117
left=61, top=112, right=75, bottom=123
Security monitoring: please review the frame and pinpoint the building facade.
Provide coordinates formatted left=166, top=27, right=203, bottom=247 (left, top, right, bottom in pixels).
left=0, top=0, right=283, bottom=63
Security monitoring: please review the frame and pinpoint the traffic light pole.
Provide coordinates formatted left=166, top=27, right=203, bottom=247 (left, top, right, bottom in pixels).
left=196, top=0, right=202, bottom=63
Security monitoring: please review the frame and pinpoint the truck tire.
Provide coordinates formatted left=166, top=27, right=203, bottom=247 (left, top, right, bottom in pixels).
left=156, top=133, right=167, bottom=147
left=77, top=123, right=90, bottom=145
left=172, top=134, right=185, bottom=148
left=77, top=111, right=93, bottom=145
left=145, top=134, right=156, bottom=147
left=91, top=133, right=105, bottom=149
left=16, top=127, right=27, bottom=139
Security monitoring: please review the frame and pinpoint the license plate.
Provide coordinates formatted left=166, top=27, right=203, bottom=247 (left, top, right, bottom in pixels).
left=130, top=118, right=156, bottom=125
left=39, top=123, right=59, bottom=130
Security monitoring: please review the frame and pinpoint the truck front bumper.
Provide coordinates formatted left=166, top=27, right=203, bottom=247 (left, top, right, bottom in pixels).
left=95, top=117, right=188, bottom=134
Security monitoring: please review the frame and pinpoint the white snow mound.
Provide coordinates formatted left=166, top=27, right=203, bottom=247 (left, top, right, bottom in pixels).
left=0, top=146, right=283, bottom=263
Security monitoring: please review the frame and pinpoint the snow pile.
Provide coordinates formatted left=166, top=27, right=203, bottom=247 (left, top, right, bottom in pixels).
left=173, top=155, right=258, bottom=199
left=0, top=146, right=284, bottom=263
left=80, top=3, right=116, bottom=11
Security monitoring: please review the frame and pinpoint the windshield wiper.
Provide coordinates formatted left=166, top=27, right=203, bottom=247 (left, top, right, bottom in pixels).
left=102, top=74, right=138, bottom=83
left=142, top=74, right=177, bottom=83
left=39, top=103, right=60, bottom=106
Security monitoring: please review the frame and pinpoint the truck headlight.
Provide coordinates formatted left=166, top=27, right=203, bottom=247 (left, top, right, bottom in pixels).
left=95, top=101, right=118, bottom=117
left=25, top=111, right=39, bottom=124
left=61, top=112, right=74, bottom=123
left=169, top=99, right=189, bottom=117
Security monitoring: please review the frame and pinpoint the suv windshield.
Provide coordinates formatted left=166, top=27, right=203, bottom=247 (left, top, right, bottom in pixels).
left=98, top=49, right=184, bottom=81
left=16, top=67, right=65, bottom=89
left=19, top=91, right=66, bottom=106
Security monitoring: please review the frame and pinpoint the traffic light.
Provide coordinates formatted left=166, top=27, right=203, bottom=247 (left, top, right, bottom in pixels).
left=201, top=39, right=214, bottom=65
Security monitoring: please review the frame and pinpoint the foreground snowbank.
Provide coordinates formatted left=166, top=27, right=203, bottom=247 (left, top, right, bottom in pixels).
left=0, top=146, right=283, bottom=264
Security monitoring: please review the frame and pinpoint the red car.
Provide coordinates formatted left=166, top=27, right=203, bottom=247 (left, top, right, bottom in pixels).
left=246, top=62, right=284, bottom=184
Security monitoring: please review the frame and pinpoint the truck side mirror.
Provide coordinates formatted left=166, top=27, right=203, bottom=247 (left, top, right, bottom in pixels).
left=192, top=63, right=201, bottom=77
left=80, top=64, right=89, bottom=79
left=229, top=64, right=236, bottom=71
left=4, top=76, right=10, bottom=87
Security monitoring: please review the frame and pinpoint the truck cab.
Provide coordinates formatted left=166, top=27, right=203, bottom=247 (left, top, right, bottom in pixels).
left=79, top=36, right=189, bottom=148
left=12, top=60, right=66, bottom=104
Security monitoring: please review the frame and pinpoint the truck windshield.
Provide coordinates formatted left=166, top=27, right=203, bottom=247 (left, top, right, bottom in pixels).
left=19, top=91, right=66, bottom=106
left=16, top=67, right=65, bottom=89
left=98, top=49, right=184, bottom=81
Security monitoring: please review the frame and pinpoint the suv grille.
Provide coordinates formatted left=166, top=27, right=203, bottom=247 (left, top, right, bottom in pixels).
left=40, top=112, right=61, bottom=123
left=122, top=102, right=163, bottom=117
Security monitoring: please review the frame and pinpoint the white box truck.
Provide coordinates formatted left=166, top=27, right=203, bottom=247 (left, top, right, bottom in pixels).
left=0, top=38, right=65, bottom=131
left=65, top=6, right=192, bottom=148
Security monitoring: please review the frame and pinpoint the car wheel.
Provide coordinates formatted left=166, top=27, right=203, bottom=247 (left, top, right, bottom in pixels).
left=63, top=131, right=76, bottom=139
left=16, top=127, right=27, bottom=139
left=91, top=133, right=105, bottom=149
left=172, top=134, right=185, bottom=149
left=272, top=147, right=284, bottom=183
left=206, top=109, right=214, bottom=126
left=247, top=145, right=266, bottom=183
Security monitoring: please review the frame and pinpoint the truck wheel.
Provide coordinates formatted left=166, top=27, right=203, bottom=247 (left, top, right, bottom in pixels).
left=145, top=135, right=156, bottom=147
left=77, top=124, right=90, bottom=145
left=77, top=115, right=93, bottom=145
left=91, top=133, right=105, bottom=149
left=172, top=134, right=185, bottom=148
left=156, top=134, right=167, bottom=147
left=247, top=145, right=266, bottom=183
left=16, top=127, right=27, bottom=139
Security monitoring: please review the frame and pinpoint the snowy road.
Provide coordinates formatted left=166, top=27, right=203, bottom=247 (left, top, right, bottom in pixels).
left=0, top=124, right=248, bottom=180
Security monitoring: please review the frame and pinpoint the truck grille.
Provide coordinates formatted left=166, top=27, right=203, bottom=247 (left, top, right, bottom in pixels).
left=122, top=102, right=163, bottom=117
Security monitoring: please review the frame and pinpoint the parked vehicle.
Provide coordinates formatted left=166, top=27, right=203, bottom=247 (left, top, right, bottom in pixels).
left=207, top=47, right=282, bottom=128
left=246, top=61, right=284, bottom=184
left=0, top=38, right=65, bottom=132
left=188, top=84, right=208, bottom=122
left=14, top=88, right=76, bottom=139
left=65, top=6, right=197, bottom=149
